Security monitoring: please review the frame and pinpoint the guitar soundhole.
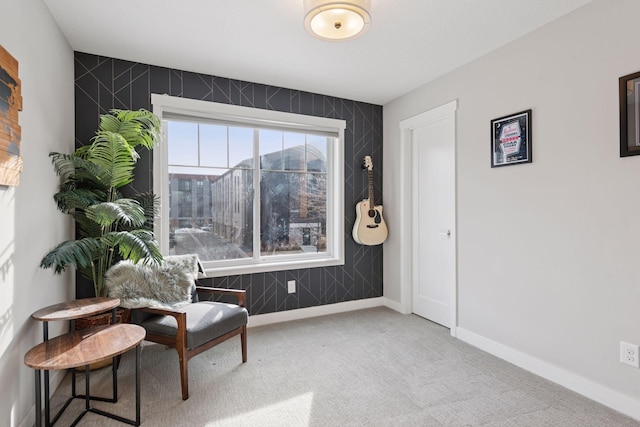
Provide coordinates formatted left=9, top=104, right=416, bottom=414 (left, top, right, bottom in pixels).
left=368, top=209, right=382, bottom=224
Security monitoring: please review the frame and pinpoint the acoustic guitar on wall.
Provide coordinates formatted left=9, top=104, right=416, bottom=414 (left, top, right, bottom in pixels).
left=353, top=156, right=388, bottom=246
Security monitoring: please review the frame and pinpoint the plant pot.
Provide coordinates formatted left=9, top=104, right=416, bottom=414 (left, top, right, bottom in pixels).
left=74, top=307, right=130, bottom=330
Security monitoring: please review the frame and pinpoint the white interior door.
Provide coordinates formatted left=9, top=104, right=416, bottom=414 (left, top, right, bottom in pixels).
left=411, top=115, right=456, bottom=328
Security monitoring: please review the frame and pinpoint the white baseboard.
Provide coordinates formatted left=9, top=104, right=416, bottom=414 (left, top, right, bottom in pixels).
left=455, top=327, right=640, bottom=421
left=248, top=297, right=385, bottom=328
left=381, top=297, right=403, bottom=312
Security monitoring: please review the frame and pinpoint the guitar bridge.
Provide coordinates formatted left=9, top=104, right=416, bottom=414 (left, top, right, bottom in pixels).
left=366, top=225, right=379, bottom=229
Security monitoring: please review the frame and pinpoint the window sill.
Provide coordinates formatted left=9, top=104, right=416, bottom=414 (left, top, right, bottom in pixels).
left=201, top=255, right=344, bottom=278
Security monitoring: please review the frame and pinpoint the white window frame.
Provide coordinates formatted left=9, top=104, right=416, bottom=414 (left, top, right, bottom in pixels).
left=151, top=94, right=345, bottom=277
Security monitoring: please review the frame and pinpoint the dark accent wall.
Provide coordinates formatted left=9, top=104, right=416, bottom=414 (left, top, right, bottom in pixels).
left=74, top=52, right=383, bottom=316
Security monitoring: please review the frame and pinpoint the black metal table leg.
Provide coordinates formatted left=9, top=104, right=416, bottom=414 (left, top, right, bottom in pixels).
left=84, top=365, right=90, bottom=410
left=136, top=344, right=141, bottom=425
left=35, top=370, right=41, bottom=427
left=113, top=354, right=118, bottom=401
left=42, top=322, right=50, bottom=427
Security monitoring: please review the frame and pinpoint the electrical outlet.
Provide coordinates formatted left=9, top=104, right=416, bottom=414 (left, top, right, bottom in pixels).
left=287, top=280, right=296, bottom=294
left=620, top=341, right=640, bottom=368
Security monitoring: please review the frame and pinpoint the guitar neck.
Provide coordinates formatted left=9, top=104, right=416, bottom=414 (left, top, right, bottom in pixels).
left=368, top=169, right=375, bottom=207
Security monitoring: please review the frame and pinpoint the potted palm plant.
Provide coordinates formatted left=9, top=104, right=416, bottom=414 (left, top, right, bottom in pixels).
left=40, top=109, right=163, bottom=300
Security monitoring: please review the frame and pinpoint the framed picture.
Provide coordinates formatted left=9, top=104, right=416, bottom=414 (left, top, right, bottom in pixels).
left=619, top=71, right=640, bottom=157
left=491, top=109, right=532, bottom=168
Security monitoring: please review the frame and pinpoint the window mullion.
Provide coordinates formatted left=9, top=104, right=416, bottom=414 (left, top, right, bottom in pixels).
left=253, top=128, right=261, bottom=261
left=197, top=124, right=201, bottom=167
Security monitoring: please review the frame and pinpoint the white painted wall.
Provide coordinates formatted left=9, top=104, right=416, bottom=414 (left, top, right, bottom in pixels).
left=383, top=0, right=640, bottom=418
left=0, top=1, right=74, bottom=425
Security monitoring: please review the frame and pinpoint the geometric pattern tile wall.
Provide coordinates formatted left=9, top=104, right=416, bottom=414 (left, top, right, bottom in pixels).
left=74, top=52, right=383, bottom=315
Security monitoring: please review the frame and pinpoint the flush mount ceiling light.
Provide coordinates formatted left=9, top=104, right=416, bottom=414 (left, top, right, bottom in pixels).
left=304, top=0, right=371, bottom=41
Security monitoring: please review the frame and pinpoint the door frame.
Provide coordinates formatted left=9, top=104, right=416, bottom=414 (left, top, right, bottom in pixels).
left=398, top=99, right=458, bottom=336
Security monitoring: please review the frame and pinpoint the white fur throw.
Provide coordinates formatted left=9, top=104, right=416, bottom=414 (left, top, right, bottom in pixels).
left=105, top=254, right=201, bottom=309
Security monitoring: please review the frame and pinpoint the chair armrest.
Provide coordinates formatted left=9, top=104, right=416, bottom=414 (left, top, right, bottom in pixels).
left=137, top=306, right=188, bottom=346
left=195, top=287, right=246, bottom=307
left=138, top=306, right=187, bottom=317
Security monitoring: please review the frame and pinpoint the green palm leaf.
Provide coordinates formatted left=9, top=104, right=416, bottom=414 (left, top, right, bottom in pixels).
left=87, top=131, right=138, bottom=189
left=50, top=152, right=109, bottom=196
left=50, top=151, right=87, bottom=179
left=40, top=238, right=103, bottom=274
left=128, top=191, right=159, bottom=230
left=53, top=188, right=104, bottom=213
left=74, top=211, right=103, bottom=239
left=85, top=199, right=146, bottom=228
left=102, top=230, right=161, bottom=264
left=99, top=109, right=161, bottom=150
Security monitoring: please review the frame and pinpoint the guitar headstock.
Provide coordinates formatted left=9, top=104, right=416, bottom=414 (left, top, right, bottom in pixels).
left=362, top=156, right=373, bottom=171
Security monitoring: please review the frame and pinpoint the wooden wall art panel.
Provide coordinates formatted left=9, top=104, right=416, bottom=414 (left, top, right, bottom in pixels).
left=0, top=45, right=23, bottom=187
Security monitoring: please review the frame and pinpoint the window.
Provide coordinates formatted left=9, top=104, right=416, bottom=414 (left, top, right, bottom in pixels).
left=152, top=95, right=345, bottom=277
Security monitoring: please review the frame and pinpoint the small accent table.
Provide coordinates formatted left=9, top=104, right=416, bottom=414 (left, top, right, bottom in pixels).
left=25, top=324, right=145, bottom=426
left=25, top=297, right=144, bottom=427
left=31, top=297, right=120, bottom=327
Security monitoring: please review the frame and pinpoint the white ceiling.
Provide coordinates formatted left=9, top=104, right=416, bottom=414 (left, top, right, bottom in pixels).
left=43, top=0, right=593, bottom=105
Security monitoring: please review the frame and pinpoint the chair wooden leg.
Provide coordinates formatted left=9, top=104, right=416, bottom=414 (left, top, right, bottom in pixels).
left=177, top=348, right=189, bottom=400
left=241, top=325, right=247, bottom=363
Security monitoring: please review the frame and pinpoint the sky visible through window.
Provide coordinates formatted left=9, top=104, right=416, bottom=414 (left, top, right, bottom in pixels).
left=168, top=122, right=254, bottom=174
left=167, top=121, right=328, bottom=173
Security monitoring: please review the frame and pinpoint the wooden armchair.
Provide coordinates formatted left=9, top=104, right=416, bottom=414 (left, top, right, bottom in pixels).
left=105, top=255, right=248, bottom=400
left=136, top=286, right=247, bottom=400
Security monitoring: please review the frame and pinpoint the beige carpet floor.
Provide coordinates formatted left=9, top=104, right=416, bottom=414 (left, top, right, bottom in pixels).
left=47, top=307, right=639, bottom=426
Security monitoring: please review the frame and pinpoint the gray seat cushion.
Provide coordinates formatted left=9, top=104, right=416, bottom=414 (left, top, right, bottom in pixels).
left=140, top=301, right=248, bottom=349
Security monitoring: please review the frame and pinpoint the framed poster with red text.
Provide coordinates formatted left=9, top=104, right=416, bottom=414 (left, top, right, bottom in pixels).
left=491, top=109, right=532, bottom=168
